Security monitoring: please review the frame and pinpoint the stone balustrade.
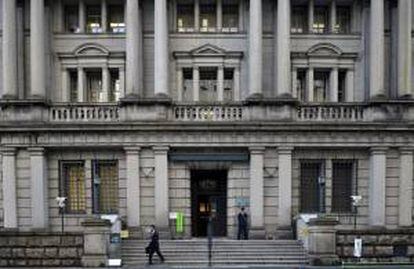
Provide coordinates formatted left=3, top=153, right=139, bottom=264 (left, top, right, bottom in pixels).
left=297, top=104, right=365, bottom=121
left=50, top=103, right=120, bottom=122
left=173, top=105, right=244, bottom=121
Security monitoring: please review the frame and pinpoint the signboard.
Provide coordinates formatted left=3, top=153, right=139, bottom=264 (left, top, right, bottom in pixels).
left=354, top=238, right=362, bottom=258
left=236, top=197, right=249, bottom=207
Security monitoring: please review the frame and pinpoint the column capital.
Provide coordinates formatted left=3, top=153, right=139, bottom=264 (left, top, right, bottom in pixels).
left=400, top=147, right=414, bottom=155
left=277, top=146, right=294, bottom=155
left=249, top=146, right=265, bottom=154
left=124, top=146, right=141, bottom=154
left=370, top=146, right=388, bottom=154
left=28, top=147, right=45, bottom=155
left=153, top=146, right=169, bottom=154
left=1, top=147, right=16, bottom=156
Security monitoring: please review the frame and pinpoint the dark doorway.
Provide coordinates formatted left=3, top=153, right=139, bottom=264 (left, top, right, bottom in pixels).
left=191, top=170, right=227, bottom=237
left=300, top=161, right=325, bottom=213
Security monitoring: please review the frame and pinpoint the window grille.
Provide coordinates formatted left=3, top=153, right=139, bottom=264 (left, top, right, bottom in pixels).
left=291, top=7, right=307, bottom=33
left=92, top=160, right=119, bottom=214
left=60, top=161, right=86, bottom=214
left=300, top=161, right=325, bottom=213
left=332, top=160, right=355, bottom=213
left=177, top=4, right=195, bottom=32
left=222, top=4, right=238, bottom=32
left=200, top=2, right=217, bottom=32
left=335, top=7, right=351, bottom=34
left=313, top=7, right=329, bottom=33
left=314, top=71, right=329, bottom=102
left=108, top=5, right=125, bottom=33
left=86, top=6, right=102, bottom=33
left=86, top=71, right=103, bottom=102
left=64, top=5, right=79, bottom=33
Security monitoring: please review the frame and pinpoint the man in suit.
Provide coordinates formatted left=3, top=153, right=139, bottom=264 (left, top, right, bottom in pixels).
left=147, top=225, right=165, bottom=265
left=237, top=207, right=249, bottom=240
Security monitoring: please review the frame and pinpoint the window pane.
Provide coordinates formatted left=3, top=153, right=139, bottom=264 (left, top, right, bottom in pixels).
left=183, top=68, right=193, bottom=101
left=109, top=70, right=121, bottom=102
left=223, top=68, right=234, bottom=101
left=69, top=70, right=78, bottom=102
left=65, top=5, right=79, bottom=33
left=314, top=71, right=329, bottom=102
left=92, top=160, right=118, bottom=214
left=86, top=71, right=103, bottom=102
left=332, top=161, right=354, bottom=213
left=200, top=1, right=216, bottom=32
left=291, top=7, right=307, bottom=33
left=313, top=7, right=328, bottom=33
left=300, top=161, right=324, bottom=213
left=296, top=70, right=306, bottom=101
left=86, top=5, right=102, bottom=33
left=200, top=67, right=217, bottom=102
left=222, top=4, right=238, bottom=32
left=177, top=4, right=195, bottom=32
left=108, top=5, right=125, bottom=33
left=336, top=7, right=351, bottom=33
left=61, top=161, right=86, bottom=214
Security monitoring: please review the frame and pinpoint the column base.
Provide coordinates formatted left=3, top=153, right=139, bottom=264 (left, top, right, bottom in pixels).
left=369, top=94, right=387, bottom=101
left=276, top=92, right=294, bottom=99
left=249, top=227, right=266, bottom=239
left=246, top=93, right=264, bottom=101
left=399, top=93, right=413, bottom=99
left=275, top=226, right=293, bottom=239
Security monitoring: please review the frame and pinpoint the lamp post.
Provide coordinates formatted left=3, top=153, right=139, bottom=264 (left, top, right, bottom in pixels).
left=56, top=197, right=67, bottom=233
left=351, top=195, right=362, bottom=260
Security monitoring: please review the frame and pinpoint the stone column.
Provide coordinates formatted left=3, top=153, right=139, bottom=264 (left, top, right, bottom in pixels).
left=176, top=68, right=183, bottom=101
left=2, top=148, right=17, bottom=228
left=102, top=66, right=110, bottom=102
left=154, top=146, right=169, bottom=229
left=233, top=67, right=241, bottom=101
left=194, top=0, right=200, bottom=31
left=369, top=0, right=385, bottom=98
left=238, top=0, right=244, bottom=32
left=2, top=0, right=18, bottom=99
left=329, top=67, right=338, bottom=102
left=54, top=0, right=64, bottom=32
left=308, top=0, right=314, bottom=33
left=125, top=147, right=141, bottom=227
left=249, top=147, right=265, bottom=238
left=292, top=68, right=298, bottom=98
left=307, top=67, right=314, bottom=102
left=308, top=218, right=339, bottom=265
left=398, top=0, right=412, bottom=97
left=30, top=0, right=46, bottom=99
left=154, top=0, right=169, bottom=97
left=345, top=69, right=354, bottom=102
left=126, top=0, right=142, bottom=98
left=276, top=0, right=291, bottom=97
left=217, top=0, right=222, bottom=32
left=278, top=147, right=293, bottom=228
left=369, top=147, right=387, bottom=227
left=248, top=0, right=262, bottom=96
left=217, top=66, right=224, bottom=101
left=61, top=68, right=70, bottom=102
left=78, top=67, right=85, bottom=102
left=29, top=147, right=48, bottom=229
left=101, top=0, right=108, bottom=32
left=330, top=0, right=337, bottom=33
left=399, top=148, right=413, bottom=227
left=79, top=0, right=86, bottom=33
left=193, top=67, right=200, bottom=102
left=119, top=67, right=126, bottom=98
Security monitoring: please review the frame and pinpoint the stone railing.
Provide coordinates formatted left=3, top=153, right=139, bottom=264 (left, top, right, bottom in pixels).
left=173, top=105, right=244, bottom=121
left=297, top=104, right=365, bottom=121
left=50, top=103, right=120, bottom=122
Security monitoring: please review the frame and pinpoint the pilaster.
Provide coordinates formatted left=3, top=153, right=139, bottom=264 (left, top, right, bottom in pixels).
left=125, top=147, right=141, bottom=227
left=2, top=147, right=18, bottom=228
left=29, top=147, right=48, bottom=229
left=277, top=146, right=293, bottom=228
left=399, top=148, right=413, bottom=226
left=369, top=0, right=385, bottom=98
left=248, top=0, right=262, bottom=97
left=154, top=0, right=169, bottom=97
left=154, top=146, right=170, bottom=232
left=398, top=0, right=412, bottom=97
left=369, top=147, right=387, bottom=227
left=276, top=0, right=291, bottom=97
left=249, top=146, right=265, bottom=238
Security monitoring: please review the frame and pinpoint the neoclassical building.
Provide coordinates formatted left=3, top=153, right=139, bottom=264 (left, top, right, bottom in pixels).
left=0, top=0, right=413, bottom=240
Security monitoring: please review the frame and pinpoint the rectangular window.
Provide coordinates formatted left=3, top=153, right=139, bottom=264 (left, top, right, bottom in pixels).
left=314, top=71, right=329, bottom=102
left=332, top=160, right=355, bottom=213
left=338, top=70, right=347, bottom=102
left=86, top=5, right=102, bottom=33
left=177, top=4, right=195, bottom=32
left=65, top=5, right=79, bottom=33
left=296, top=70, right=306, bottom=101
left=300, top=161, right=325, bottom=213
left=69, top=70, right=78, bottom=102
left=291, top=7, right=307, bottom=33
left=86, top=70, right=103, bottom=102
left=60, top=161, right=86, bottom=214
left=108, top=5, right=125, bottom=33
left=200, top=0, right=217, bottom=32
left=109, top=69, right=121, bottom=102
left=222, top=4, right=238, bottom=32
left=313, top=7, right=329, bottom=33
left=183, top=68, right=193, bottom=101
left=336, top=7, right=351, bottom=34
left=224, top=68, right=234, bottom=101
left=200, top=67, right=218, bottom=101
left=92, top=160, right=119, bottom=214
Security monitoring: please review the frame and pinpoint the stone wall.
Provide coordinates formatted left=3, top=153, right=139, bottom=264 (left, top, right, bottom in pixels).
left=0, top=232, right=83, bottom=267
left=336, top=229, right=414, bottom=262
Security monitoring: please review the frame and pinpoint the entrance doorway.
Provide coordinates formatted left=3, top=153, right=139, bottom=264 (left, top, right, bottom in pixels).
left=191, top=170, right=227, bottom=237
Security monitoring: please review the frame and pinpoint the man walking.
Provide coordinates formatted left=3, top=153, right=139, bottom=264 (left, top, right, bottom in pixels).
left=237, top=207, right=249, bottom=240
left=147, top=225, right=165, bottom=265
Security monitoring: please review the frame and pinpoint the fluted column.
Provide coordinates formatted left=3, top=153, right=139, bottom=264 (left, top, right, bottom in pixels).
left=276, top=0, right=291, bottom=97
left=102, top=66, right=110, bottom=102
left=233, top=67, right=241, bottom=101
left=77, top=68, right=85, bottom=102
left=30, top=0, right=46, bottom=99
left=2, top=148, right=18, bottom=228
left=154, top=0, right=169, bottom=96
left=61, top=68, right=70, bottom=102
left=329, top=67, right=338, bottom=102
left=399, top=148, right=413, bottom=226
left=345, top=69, right=354, bottom=102
left=307, top=67, right=314, bottom=102
left=176, top=68, right=183, bottom=101
left=217, top=66, right=224, bottom=101
left=369, top=147, right=387, bottom=227
left=248, top=0, right=262, bottom=96
left=278, top=147, right=293, bottom=227
left=29, top=147, right=48, bottom=229
left=125, top=147, right=141, bottom=227
left=398, top=0, right=412, bottom=97
left=126, top=0, right=142, bottom=98
left=2, top=0, right=18, bottom=99
left=369, top=0, right=385, bottom=98
left=193, top=67, right=200, bottom=102
left=154, top=146, right=169, bottom=228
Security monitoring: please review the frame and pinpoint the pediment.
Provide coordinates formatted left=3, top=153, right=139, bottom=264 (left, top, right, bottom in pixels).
left=307, top=43, right=342, bottom=57
left=191, top=44, right=226, bottom=56
left=74, top=44, right=110, bottom=57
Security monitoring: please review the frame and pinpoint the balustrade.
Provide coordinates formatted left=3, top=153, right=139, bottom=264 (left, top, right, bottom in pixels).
left=297, top=104, right=365, bottom=121
left=50, top=104, right=119, bottom=122
left=174, top=105, right=244, bottom=121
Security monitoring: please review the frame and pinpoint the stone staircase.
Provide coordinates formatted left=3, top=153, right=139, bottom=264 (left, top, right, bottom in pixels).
left=121, top=239, right=309, bottom=267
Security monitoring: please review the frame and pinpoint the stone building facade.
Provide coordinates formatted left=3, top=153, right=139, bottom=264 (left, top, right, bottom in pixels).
left=0, top=0, right=413, bottom=240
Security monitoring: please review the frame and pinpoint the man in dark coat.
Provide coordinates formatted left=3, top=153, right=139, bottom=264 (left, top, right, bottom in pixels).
left=147, top=225, right=165, bottom=265
left=237, top=207, right=249, bottom=240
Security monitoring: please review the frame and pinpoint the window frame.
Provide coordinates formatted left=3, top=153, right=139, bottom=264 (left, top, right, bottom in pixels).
left=59, top=160, right=86, bottom=214
left=91, top=160, right=119, bottom=214
left=331, top=160, right=357, bottom=214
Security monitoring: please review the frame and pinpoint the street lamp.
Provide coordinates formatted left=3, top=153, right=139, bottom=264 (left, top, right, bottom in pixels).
left=55, top=197, right=67, bottom=233
left=351, top=195, right=362, bottom=260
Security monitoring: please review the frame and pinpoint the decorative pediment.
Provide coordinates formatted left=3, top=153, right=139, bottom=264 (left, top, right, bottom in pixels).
left=73, top=43, right=110, bottom=57
left=307, top=43, right=342, bottom=57
left=190, top=44, right=226, bottom=57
